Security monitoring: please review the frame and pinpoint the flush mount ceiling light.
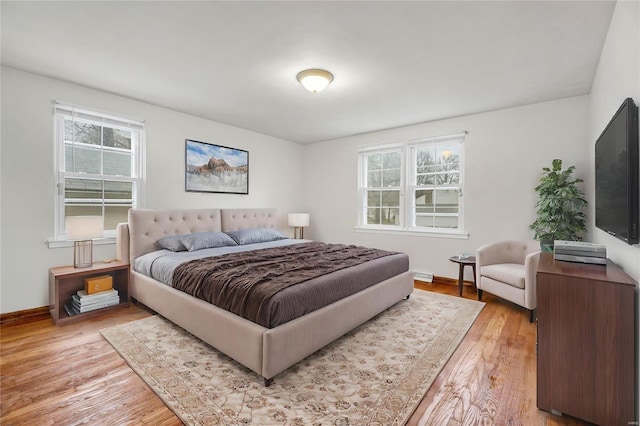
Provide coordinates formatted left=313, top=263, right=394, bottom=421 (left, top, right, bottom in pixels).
left=296, top=69, right=333, bottom=93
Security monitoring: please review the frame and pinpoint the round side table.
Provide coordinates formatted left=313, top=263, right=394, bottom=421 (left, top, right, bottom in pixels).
left=448, top=255, right=477, bottom=296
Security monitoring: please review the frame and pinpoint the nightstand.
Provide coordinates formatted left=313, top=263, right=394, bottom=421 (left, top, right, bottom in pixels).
left=49, top=261, right=130, bottom=325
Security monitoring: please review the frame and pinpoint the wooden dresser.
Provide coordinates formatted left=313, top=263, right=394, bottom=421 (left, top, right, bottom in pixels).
left=536, top=253, right=637, bottom=425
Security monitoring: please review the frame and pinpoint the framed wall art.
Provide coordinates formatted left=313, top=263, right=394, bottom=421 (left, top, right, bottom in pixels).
left=185, top=139, right=249, bottom=194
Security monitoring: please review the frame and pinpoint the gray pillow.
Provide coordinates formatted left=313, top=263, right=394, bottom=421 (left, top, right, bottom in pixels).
left=156, top=235, right=188, bottom=252
left=225, top=228, right=286, bottom=245
left=180, top=231, right=238, bottom=252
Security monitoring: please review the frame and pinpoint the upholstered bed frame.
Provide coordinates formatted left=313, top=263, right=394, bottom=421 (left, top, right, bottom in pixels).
left=116, top=208, right=414, bottom=385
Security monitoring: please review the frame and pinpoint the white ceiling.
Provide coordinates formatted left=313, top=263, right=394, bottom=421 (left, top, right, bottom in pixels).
left=1, top=1, right=615, bottom=144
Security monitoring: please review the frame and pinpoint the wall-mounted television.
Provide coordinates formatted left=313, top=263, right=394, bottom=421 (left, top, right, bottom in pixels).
left=595, top=97, right=639, bottom=245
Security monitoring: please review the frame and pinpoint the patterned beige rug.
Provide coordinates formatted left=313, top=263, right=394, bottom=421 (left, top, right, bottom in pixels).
left=101, top=290, right=484, bottom=425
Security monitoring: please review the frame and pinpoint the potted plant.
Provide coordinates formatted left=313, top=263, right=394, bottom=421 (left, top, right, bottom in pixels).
left=530, top=159, right=587, bottom=252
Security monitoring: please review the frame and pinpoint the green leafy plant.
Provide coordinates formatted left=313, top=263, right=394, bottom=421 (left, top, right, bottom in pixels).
left=530, top=159, right=587, bottom=248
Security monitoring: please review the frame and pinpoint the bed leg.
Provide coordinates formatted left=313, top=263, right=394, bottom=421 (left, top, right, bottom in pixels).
left=264, top=377, right=273, bottom=387
left=405, top=294, right=411, bottom=300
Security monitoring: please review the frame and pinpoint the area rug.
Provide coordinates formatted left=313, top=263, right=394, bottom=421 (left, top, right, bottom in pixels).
left=100, top=290, right=484, bottom=425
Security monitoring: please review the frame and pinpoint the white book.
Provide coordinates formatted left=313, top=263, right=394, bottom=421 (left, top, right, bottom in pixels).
left=71, top=297, right=120, bottom=313
left=72, top=293, right=119, bottom=306
left=76, top=288, right=119, bottom=300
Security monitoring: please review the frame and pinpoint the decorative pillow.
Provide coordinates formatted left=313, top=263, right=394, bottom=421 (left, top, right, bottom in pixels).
left=225, top=228, right=286, bottom=245
left=156, top=235, right=188, bottom=252
left=180, top=231, right=238, bottom=252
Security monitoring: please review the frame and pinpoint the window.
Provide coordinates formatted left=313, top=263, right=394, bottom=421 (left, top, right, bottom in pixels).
left=54, top=104, right=145, bottom=239
left=363, top=147, right=402, bottom=226
left=358, top=132, right=465, bottom=235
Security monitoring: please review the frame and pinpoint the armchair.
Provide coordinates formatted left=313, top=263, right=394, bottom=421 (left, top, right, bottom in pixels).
left=476, top=240, right=540, bottom=322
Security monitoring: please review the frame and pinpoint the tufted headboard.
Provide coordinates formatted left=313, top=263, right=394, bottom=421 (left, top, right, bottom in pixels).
left=117, top=208, right=279, bottom=261
left=221, top=208, right=278, bottom=232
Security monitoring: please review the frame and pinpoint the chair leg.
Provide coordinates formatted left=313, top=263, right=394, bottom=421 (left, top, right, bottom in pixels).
left=477, top=289, right=483, bottom=301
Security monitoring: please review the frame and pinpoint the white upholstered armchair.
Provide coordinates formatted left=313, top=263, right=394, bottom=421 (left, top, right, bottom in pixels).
left=476, top=240, right=540, bottom=322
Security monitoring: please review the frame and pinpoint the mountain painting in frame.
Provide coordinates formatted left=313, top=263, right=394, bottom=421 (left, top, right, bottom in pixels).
left=185, top=139, right=249, bottom=194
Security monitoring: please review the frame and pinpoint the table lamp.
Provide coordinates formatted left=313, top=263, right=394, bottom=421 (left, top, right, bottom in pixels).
left=66, top=215, right=103, bottom=268
left=288, top=213, right=310, bottom=239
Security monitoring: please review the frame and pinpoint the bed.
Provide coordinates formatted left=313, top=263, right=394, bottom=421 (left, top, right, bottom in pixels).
left=115, top=208, right=414, bottom=385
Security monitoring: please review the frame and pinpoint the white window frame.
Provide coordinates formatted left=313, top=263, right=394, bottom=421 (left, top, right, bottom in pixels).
left=356, top=132, right=467, bottom=238
left=52, top=103, right=145, bottom=242
left=357, top=141, right=405, bottom=229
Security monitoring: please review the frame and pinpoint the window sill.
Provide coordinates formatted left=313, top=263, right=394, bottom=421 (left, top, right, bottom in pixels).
left=47, top=237, right=116, bottom=249
left=353, top=226, right=469, bottom=239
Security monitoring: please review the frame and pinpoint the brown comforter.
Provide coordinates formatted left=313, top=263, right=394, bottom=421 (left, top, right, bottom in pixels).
left=172, top=241, right=400, bottom=327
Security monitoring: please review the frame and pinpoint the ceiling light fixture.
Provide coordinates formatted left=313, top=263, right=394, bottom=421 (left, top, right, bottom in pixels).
left=296, top=69, right=333, bottom=93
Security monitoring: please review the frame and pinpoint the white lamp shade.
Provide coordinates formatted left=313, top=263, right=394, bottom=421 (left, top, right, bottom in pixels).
left=288, top=213, right=310, bottom=227
left=66, top=216, right=103, bottom=240
left=296, top=69, right=333, bottom=93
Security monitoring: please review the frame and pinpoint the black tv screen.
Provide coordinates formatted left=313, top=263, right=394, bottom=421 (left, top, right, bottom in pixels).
left=595, top=97, right=639, bottom=245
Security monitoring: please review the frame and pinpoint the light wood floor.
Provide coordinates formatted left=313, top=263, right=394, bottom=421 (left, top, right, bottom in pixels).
left=1, top=283, right=591, bottom=425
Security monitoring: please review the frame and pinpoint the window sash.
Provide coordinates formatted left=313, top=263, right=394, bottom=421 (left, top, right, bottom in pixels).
left=359, top=145, right=404, bottom=228
left=409, top=137, right=463, bottom=231
left=54, top=103, right=145, bottom=239
left=55, top=103, right=144, bottom=131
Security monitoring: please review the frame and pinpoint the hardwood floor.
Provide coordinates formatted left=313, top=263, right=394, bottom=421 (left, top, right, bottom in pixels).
left=1, top=305, right=182, bottom=425
left=1, top=283, right=591, bottom=425
left=407, top=283, right=590, bottom=425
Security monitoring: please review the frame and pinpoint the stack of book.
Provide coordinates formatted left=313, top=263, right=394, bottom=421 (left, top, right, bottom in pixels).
left=64, top=288, right=120, bottom=316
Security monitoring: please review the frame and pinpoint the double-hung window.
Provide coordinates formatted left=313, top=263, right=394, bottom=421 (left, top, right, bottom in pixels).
left=358, top=132, right=466, bottom=235
left=361, top=145, right=403, bottom=227
left=54, top=104, right=145, bottom=240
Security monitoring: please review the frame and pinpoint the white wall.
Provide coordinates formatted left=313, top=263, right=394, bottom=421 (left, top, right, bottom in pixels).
left=0, top=67, right=304, bottom=313
left=301, top=95, right=590, bottom=281
left=588, top=0, right=640, bottom=282
left=587, top=0, right=640, bottom=416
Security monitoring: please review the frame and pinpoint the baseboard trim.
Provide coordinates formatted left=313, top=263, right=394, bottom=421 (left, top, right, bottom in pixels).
left=430, top=276, right=475, bottom=286
left=0, top=306, right=50, bottom=325
left=414, top=276, right=475, bottom=293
